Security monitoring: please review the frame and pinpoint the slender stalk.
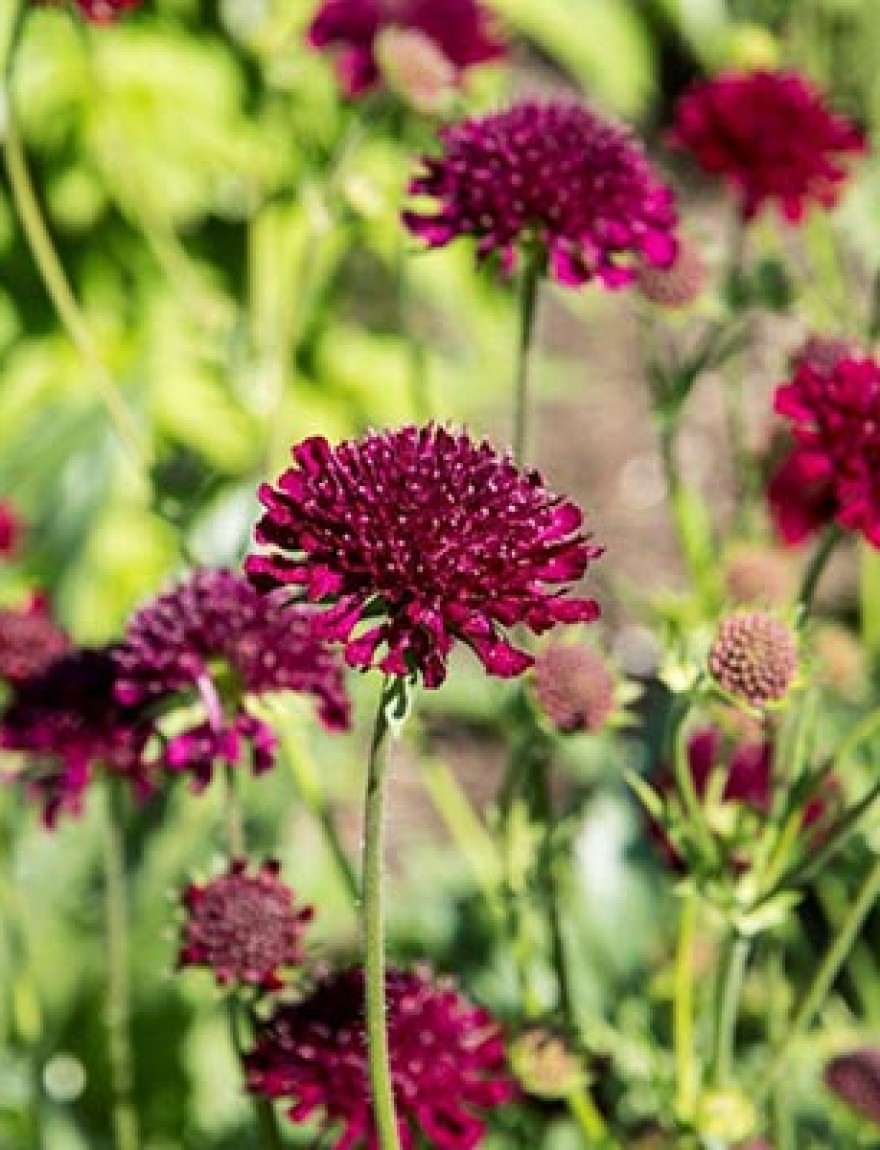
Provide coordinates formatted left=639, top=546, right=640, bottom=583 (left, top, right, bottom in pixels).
left=362, top=678, right=402, bottom=1150
left=708, top=934, right=750, bottom=1087
left=512, top=254, right=542, bottom=465
left=567, top=1086, right=611, bottom=1146
left=658, top=421, right=715, bottom=603
left=798, top=524, right=844, bottom=615
left=419, top=756, right=502, bottom=901
left=102, top=785, right=140, bottom=1150
left=225, top=996, right=284, bottom=1150
left=223, top=764, right=245, bottom=857
left=764, top=853, right=880, bottom=1094
left=669, top=695, right=717, bottom=866
left=859, top=542, right=880, bottom=661
left=674, top=890, right=699, bottom=1120
left=535, top=766, right=578, bottom=1036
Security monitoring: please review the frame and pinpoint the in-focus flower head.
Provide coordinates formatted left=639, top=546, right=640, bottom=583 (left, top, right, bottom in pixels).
left=531, top=641, right=615, bottom=733
left=246, top=966, right=515, bottom=1149
left=636, top=237, right=705, bottom=308
left=824, top=1048, right=880, bottom=1126
left=179, top=858, right=314, bottom=991
left=709, top=611, right=797, bottom=707
left=307, top=0, right=506, bottom=100
left=246, top=425, right=603, bottom=688
left=768, top=354, right=880, bottom=547
left=670, top=70, right=866, bottom=223
left=0, top=501, right=21, bottom=560
left=115, top=569, right=350, bottom=789
left=405, top=99, right=678, bottom=288
left=0, top=596, right=71, bottom=686
left=0, top=647, right=153, bottom=827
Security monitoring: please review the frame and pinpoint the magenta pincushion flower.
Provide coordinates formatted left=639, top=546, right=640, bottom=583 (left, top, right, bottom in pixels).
left=246, top=966, right=515, bottom=1149
left=1, top=647, right=153, bottom=827
left=0, top=501, right=21, bottom=560
left=115, top=569, right=350, bottom=789
left=404, top=100, right=678, bottom=288
left=179, top=858, right=314, bottom=991
left=824, top=1048, right=880, bottom=1125
left=768, top=355, right=880, bottom=547
left=246, top=425, right=603, bottom=688
left=0, top=597, right=71, bottom=686
left=670, top=70, right=866, bottom=223
left=307, top=0, right=506, bottom=100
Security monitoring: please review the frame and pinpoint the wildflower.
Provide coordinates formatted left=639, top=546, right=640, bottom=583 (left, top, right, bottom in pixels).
left=531, top=641, right=615, bottom=733
left=246, top=966, right=515, bottom=1148
left=246, top=425, right=603, bottom=688
left=404, top=100, right=678, bottom=288
left=0, top=596, right=71, bottom=686
left=824, top=1048, right=880, bottom=1126
left=115, top=569, right=349, bottom=790
left=307, top=0, right=505, bottom=100
left=670, top=70, right=865, bottom=223
left=709, top=611, right=797, bottom=707
left=0, top=501, right=21, bottom=560
left=768, top=355, right=880, bottom=547
left=179, top=859, right=313, bottom=991
left=637, top=237, right=705, bottom=308
left=0, top=648, right=153, bottom=827
left=723, top=544, right=795, bottom=607
left=375, top=27, right=457, bottom=115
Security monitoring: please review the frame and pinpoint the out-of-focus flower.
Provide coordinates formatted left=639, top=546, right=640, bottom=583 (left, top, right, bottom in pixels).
left=509, top=1028, right=582, bottom=1100
left=768, top=355, right=880, bottom=547
left=670, top=70, right=865, bottom=223
left=1, top=648, right=153, bottom=827
left=531, top=641, right=615, bottom=734
left=0, top=502, right=21, bottom=560
left=637, top=237, right=705, bottom=308
left=824, top=1048, right=880, bottom=1126
left=375, top=27, right=457, bottom=115
left=0, top=596, right=71, bottom=686
left=247, top=425, right=602, bottom=688
left=307, top=0, right=505, bottom=100
left=790, top=334, right=853, bottom=377
left=53, top=0, right=143, bottom=22
left=708, top=611, right=798, bottom=707
left=115, top=569, right=349, bottom=790
left=246, top=966, right=515, bottom=1148
left=404, top=100, right=678, bottom=288
left=723, top=544, right=796, bottom=607
left=179, top=859, right=313, bottom=991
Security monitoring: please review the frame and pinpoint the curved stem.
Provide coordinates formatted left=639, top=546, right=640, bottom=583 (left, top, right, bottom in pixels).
left=225, top=996, right=284, bottom=1150
left=670, top=695, right=717, bottom=867
left=708, top=933, right=750, bottom=1087
left=512, top=254, right=542, bottom=466
left=567, top=1086, right=611, bottom=1146
left=798, top=524, right=844, bottom=616
left=674, top=890, right=699, bottom=1120
left=363, top=678, right=402, bottom=1150
left=223, top=764, right=245, bottom=857
left=102, top=785, right=140, bottom=1150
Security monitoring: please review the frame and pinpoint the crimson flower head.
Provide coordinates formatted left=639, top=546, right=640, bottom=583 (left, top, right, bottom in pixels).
left=768, top=354, right=880, bottom=548
left=0, top=647, right=153, bottom=828
left=307, top=0, right=506, bottom=100
left=115, top=569, right=350, bottom=790
left=46, top=0, right=143, bottom=21
left=179, top=859, right=313, bottom=991
left=669, top=70, right=865, bottom=223
left=246, top=966, right=515, bottom=1149
left=404, top=100, right=678, bottom=288
left=0, top=501, right=22, bottom=560
left=0, top=596, right=71, bottom=686
left=246, top=425, right=603, bottom=688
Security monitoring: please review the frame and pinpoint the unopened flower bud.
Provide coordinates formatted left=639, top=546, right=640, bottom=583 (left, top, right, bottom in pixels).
left=709, top=611, right=797, bottom=707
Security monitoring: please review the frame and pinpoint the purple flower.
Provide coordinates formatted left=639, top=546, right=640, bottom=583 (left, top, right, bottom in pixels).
left=0, top=500, right=21, bottom=560
left=824, top=1048, right=880, bottom=1126
left=179, top=858, right=314, bottom=991
left=404, top=99, right=678, bottom=288
left=307, top=0, right=506, bottom=100
left=246, top=425, right=603, bottom=688
left=115, top=569, right=350, bottom=790
left=0, top=596, right=71, bottom=686
left=1, top=648, right=153, bottom=827
left=246, top=967, right=516, bottom=1149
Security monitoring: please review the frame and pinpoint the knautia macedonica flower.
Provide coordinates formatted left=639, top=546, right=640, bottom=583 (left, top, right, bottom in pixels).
left=531, top=641, right=615, bottom=734
left=0, top=501, right=21, bottom=559
left=824, top=1048, right=880, bottom=1125
left=0, top=596, right=71, bottom=686
left=636, top=236, right=705, bottom=308
left=307, top=0, right=506, bottom=100
left=669, top=70, right=866, bottom=223
left=709, top=611, right=798, bottom=707
left=246, top=425, right=603, bottom=688
left=768, top=354, right=880, bottom=547
left=0, top=647, right=153, bottom=827
left=179, top=858, right=313, bottom=991
left=404, top=100, right=678, bottom=288
left=115, top=569, right=350, bottom=790
left=246, top=966, right=515, bottom=1149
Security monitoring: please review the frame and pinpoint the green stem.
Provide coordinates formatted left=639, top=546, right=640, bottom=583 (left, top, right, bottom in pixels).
left=536, top=766, right=578, bottom=1037
left=670, top=695, right=718, bottom=867
left=708, top=934, right=749, bottom=1087
left=225, top=997, right=284, bottom=1150
left=674, top=890, right=699, bottom=1120
left=859, top=542, right=880, bottom=661
left=763, top=854, right=880, bottom=1095
left=798, top=524, right=844, bottom=616
left=363, top=679, right=402, bottom=1150
left=567, top=1086, right=611, bottom=1146
left=223, top=764, right=245, bottom=857
left=419, top=756, right=502, bottom=901
left=512, top=254, right=542, bottom=465
left=102, top=785, right=140, bottom=1150
left=658, top=420, right=716, bottom=604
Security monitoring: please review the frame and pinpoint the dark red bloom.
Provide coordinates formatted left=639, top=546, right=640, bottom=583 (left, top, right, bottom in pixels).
left=404, top=100, right=678, bottom=288
left=0, top=596, right=71, bottom=686
left=179, top=859, right=313, bottom=991
left=531, top=642, right=614, bottom=733
left=0, top=502, right=21, bottom=560
left=115, top=569, right=349, bottom=789
left=824, top=1048, right=880, bottom=1125
left=0, top=647, right=153, bottom=827
left=669, top=70, right=865, bottom=223
left=246, top=966, right=515, bottom=1149
left=768, top=355, right=880, bottom=547
left=307, top=0, right=505, bottom=100
left=246, top=425, right=603, bottom=688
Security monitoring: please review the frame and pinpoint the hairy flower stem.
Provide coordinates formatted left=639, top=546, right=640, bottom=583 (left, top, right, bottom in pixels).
left=225, top=996, right=284, bottom=1150
left=535, top=767, right=578, bottom=1038
left=708, top=933, right=750, bottom=1087
left=363, top=678, right=402, bottom=1150
left=674, top=890, right=699, bottom=1120
left=658, top=421, right=715, bottom=605
left=798, top=524, right=844, bottom=615
left=513, top=254, right=542, bottom=465
left=102, top=785, right=140, bottom=1150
